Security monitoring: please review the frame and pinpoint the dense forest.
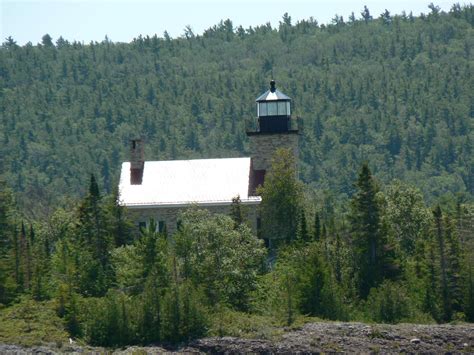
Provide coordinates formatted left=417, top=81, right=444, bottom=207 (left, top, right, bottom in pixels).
left=1, top=3, right=473, bottom=216
left=0, top=3, right=473, bottom=348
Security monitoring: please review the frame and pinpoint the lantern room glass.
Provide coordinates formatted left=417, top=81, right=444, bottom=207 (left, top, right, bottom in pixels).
left=258, top=101, right=290, bottom=117
left=267, top=102, right=277, bottom=116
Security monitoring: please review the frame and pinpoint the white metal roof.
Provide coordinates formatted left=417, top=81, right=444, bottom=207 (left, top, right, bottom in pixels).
left=119, top=157, right=261, bottom=207
left=255, top=89, right=291, bottom=102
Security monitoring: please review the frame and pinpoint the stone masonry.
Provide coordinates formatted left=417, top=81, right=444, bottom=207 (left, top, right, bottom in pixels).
left=127, top=203, right=258, bottom=235
left=248, top=131, right=299, bottom=172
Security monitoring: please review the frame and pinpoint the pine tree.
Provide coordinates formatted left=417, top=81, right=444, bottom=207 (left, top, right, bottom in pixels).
left=18, top=222, right=30, bottom=291
left=423, top=237, right=441, bottom=321
left=106, top=188, right=133, bottom=247
left=314, top=211, right=321, bottom=241
left=433, top=205, right=451, bottom=321
left=75, top=174, right=114, bottom=296
left=464, top=264, right=474, bottom=322
left=139, top=273, right=162, bottom=343
left=350, top=163, right=392, bottom=298
left=0, top=174, right=17, bottom=304
left=11, top=226, right=22, bottom=288
left=333, top=233, right=343, bottom=283
left=444, top=215, right=463, bottom=315
left=297, top=209, right=309, bottom=243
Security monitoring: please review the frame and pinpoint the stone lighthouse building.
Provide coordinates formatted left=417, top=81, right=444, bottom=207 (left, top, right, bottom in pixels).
left=247, top=79, right=299, bottom=184
left=118, top=80, right=298, bottom=234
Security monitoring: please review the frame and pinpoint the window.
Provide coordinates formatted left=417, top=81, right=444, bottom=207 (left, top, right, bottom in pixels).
left=278, top=101, right=287, bottom=115
left=259, top=102, right=267, bottom=116
left=267, top=102, right=277, bottom=116
left=138, top=221, right=146, bottom=231
left=158, top=221, right=165, bottom=233
left=287, top=101, right=291, bottom=116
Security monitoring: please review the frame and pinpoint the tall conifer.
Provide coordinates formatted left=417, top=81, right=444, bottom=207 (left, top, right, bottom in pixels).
left=350, top=163, right=394, bottom=298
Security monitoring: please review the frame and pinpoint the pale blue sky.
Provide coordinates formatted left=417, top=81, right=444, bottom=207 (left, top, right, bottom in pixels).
left=1, top=0, right=459, bottom=45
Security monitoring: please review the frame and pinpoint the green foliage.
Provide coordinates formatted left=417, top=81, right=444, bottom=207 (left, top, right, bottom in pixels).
left=253, top=242, right=347, bottom=324
left=464, top=263, right=474, bottom=322
left=1, top=7, right=474, bottom=347
left=297, top=209, right=309, bottom=243
left=297, top=243, right=347, bottom=320
left=252, top=260, right=300, bottom=325
left=161, top=279, right=209, bottom=343
left=230, top=195, right=248, bottom=228
left=1, top=7, right=473, bottom=215
left=208, top=308, right=284, bottom=340
left=73, top=175, right=114, bottom=296
left=0, top=179, right=18, bottom=305
left=383, top=180, right=432, bottom=255
left=350, top=163, right=399, bottom=298
left=56, top=283, right=82, bottom=337
left=313, top=211, right=321, bottom=241
left=175, top=208, right=266, bottom=311
left=365, top=281, right=413, bottom=323
left=0, top=297, right=69, bottom=347
left=258, top=148, right=303, bottom=248
left=81, top=291, right=132, bottom=347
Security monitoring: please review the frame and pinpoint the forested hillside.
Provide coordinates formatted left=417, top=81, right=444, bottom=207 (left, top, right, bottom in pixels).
left=1, top=5, right=474, bottom=346
left=1, top=4, right=473, bottom=215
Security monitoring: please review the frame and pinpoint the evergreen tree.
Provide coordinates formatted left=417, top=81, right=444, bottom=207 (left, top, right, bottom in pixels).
left=464, top=264, right=474, bottom=322
left=0, top=174, right=17, bottom=304
left=139, top=272, right=162, bottom=343
left=75, top=174, right=114, bottom=296
left=361, top=5, right=373, bottom=23
left=423, top=237, right=441, bottom=321
left=444, top=215, right=463, bottom=315
left=350, top=163, right=393, bottom=298
left=433, top=205, right=451, bottom=321
left=105, top=188, right=133, bottom=247
left=258, top=148, right=303, bottom=248
left=313, top=211, right=321, bottom=241
left=297, top=209, right=309, bottom=243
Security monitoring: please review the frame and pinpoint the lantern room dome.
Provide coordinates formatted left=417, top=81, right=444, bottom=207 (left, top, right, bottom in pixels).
left=255, top=80, right=291, bottom=102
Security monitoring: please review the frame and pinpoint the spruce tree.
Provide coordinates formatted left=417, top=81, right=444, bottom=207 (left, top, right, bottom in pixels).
left=105, top=188, right=133, bottom=247
left=75, top=174, right=114, bottom=296
left=0, top=175, right=16, bottom=304
left=350, top=163, right=390, bottom=298
left=423, top=238, right=441, bottom=321
left=297, top=209, right=309, bottom=243
left=314, top=211, right=321, bottom=241
left=464, top=264, right=474, bottom=322
left=444, top=215, right=463, bottom=315
left=433, top=205, right=451, bottom=321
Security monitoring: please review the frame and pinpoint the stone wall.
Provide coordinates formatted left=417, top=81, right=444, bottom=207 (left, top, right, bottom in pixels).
left=127, top=203, right=258, bottom=235
left=248, top=131, right=299, bottom=172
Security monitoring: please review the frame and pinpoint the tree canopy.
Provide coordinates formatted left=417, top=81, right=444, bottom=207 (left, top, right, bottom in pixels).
left=0, top=4, right=473, bottom=217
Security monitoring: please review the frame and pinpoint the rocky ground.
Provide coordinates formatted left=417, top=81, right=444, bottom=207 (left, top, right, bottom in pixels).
left=1, top=322, right=472, bottom=354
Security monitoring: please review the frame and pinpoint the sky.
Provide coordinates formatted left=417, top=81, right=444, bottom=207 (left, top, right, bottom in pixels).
left=1, top=0, right=459, bottom=45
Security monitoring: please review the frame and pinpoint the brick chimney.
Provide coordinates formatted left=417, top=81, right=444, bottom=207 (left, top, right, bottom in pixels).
left=130, top=139, right=144, bottom=185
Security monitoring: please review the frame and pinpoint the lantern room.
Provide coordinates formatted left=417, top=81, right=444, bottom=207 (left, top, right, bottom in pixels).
left=255, top=80, right=291, bottom=133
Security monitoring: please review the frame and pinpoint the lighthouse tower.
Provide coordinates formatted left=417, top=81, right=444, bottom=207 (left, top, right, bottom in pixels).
left=247, top=80, right=299, bottom=189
